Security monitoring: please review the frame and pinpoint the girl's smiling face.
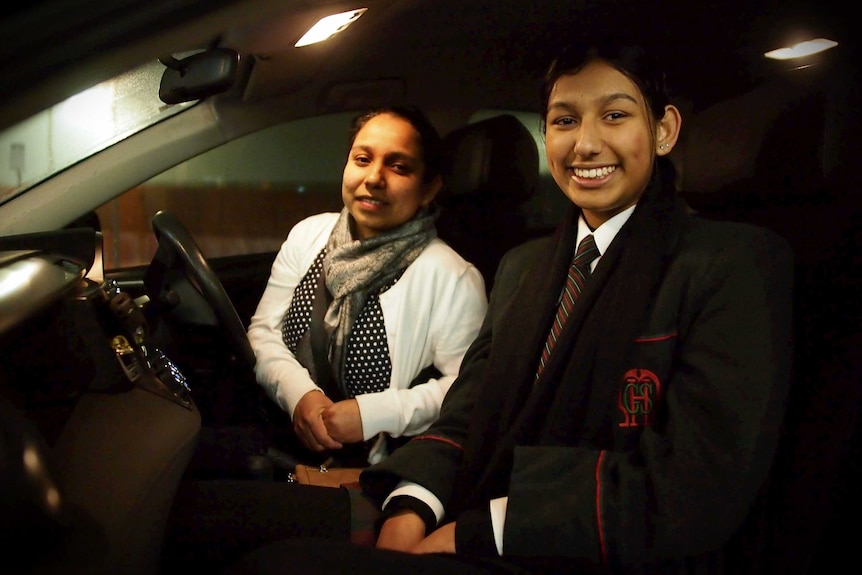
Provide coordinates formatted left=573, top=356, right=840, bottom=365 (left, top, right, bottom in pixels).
left=544, top=59, right=678, bottom=229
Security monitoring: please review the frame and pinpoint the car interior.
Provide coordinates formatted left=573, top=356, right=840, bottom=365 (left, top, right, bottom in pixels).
left=436, top=113, right=541, bottom=295
left=0, top=1, right=858, bottom=574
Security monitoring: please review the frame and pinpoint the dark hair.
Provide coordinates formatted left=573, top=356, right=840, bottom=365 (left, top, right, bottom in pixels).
left=540, top=40, right=672, bottom=132
left=348, top=106, right=443, bottom=184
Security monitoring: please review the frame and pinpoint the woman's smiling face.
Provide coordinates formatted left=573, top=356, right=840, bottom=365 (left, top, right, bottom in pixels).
left=341, top=112, right=439, bottom=239
left=544, top=59, right=658, bottom=229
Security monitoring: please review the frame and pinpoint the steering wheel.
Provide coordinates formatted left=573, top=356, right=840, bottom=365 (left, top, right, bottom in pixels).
left=144, top=210, right=256, bottom=370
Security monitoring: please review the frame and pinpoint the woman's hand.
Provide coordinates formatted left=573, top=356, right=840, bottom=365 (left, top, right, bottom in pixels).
left=293, top=390, right=342, bottom=451
left=322, top=399, right=364, bottom=444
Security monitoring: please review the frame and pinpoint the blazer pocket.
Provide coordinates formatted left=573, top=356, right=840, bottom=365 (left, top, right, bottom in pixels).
left=615, top=331, right=678, bottom=430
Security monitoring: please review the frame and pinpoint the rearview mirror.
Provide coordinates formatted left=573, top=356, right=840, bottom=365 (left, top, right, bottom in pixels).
left=159, top=48, right=239, bottom=105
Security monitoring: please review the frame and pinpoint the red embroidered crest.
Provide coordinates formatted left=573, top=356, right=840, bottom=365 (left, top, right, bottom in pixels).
left=617, top=368, right=661, bottom=427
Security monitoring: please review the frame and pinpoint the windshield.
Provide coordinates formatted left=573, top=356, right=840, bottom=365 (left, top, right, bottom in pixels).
left=0, top=60, right=195, bottom=206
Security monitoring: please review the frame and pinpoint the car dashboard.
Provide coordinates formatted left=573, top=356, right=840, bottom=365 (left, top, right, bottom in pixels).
left=0, top=229, right=201, bottom=575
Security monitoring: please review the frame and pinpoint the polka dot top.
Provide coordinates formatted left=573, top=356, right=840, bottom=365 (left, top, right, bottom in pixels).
left=281, top=248, right=404, bottom=398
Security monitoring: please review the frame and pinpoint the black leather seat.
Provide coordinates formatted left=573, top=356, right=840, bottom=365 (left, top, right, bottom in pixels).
left=0, top=259, right=201, bottom=575
left=681, top=81, right=862, bottom=574
left=435, top=114, right=539, bottom=294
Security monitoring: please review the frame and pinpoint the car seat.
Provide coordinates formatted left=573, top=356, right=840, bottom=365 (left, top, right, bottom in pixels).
left=435, top=114, right=540, bottom=294
left=0, top=245, right=202, bottom=575
left=681, top=72, right=862, bottom=573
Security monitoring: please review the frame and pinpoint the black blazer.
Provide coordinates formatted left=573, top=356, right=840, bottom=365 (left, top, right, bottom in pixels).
left=363, top=200, right=794, bottom=574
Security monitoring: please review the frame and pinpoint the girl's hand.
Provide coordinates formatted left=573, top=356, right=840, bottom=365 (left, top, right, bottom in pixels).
left=411, top=522, right=456, bottom=554
left=376, top=510, right=427, bottom=552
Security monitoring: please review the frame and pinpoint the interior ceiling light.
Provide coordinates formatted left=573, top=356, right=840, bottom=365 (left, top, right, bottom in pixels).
left=295, top=8, right=367, bottom=47
left=764, top=38, right=838, bottom=60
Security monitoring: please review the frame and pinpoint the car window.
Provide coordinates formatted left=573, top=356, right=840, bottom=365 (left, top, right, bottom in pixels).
left=96, top=112, right=353, bottom=270
left=0, top=60, right=193, bottom=206
left=96, top=109, right=564, bottom=271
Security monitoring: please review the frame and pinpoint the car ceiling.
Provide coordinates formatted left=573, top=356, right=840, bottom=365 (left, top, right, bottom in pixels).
left=1, top=0, right=852, bottom=132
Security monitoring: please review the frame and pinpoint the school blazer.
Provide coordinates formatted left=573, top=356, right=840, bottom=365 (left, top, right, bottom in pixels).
left=363, top=213, right=794, bottom=573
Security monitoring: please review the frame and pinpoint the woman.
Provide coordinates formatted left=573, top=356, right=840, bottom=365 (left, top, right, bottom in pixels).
left=225, top=40, right=795, bottom=575
left=164, top=105, right=490, bottom=571
left=247, top=106, right=488, bottom=466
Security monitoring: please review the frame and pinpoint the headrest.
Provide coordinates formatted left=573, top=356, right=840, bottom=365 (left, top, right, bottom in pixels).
left=440, top=114, right=539, bottom=204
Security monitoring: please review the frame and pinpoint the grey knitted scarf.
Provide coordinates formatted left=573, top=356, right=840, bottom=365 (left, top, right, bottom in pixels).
left=323, top=205, right=439, bottom=382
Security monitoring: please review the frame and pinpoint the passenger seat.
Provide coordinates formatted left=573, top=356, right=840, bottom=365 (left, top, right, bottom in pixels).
left=680, top=73, right=862, bottom=574
left=435, top=114, right=540, bottom=294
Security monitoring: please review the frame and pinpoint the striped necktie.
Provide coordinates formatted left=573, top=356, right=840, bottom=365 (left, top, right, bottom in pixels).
left=535, top=234, right=599, bottom=380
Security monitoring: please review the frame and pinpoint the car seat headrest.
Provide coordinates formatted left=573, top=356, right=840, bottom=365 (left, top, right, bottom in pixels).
left=440, top=114, right=539, bottom=204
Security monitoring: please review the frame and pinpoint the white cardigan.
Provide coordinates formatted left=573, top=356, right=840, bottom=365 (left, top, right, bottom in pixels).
left=248, top=212, right=488, bottom=446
